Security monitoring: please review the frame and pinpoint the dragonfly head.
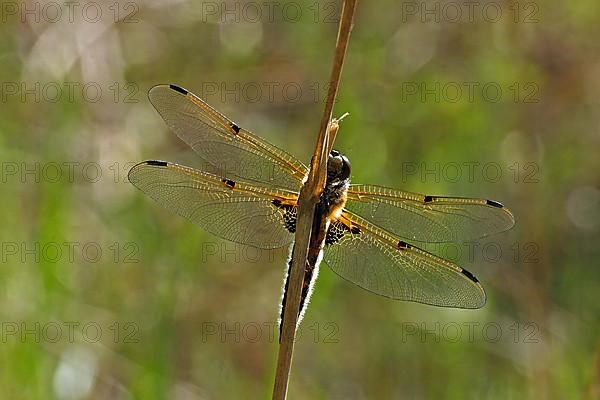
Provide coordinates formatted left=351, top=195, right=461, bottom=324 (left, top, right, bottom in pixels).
left=327, top=150, right=351, bottom=183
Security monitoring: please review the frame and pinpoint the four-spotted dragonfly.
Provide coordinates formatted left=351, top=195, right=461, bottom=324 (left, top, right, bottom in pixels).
left=129, top=84, right=515, bottom=328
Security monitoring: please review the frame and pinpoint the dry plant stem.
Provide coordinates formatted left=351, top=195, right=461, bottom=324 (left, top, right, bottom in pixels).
left=271, top=1, right=358, bottom=399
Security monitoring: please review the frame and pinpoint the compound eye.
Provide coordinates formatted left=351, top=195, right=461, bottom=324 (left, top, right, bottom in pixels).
left=327, top=152, right=344, bottom=175
left=340, top=155, right=351, bottom=180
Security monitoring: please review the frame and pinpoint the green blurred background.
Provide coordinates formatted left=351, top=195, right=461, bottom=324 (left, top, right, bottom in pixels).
left=1, top=0, right=599, bottom=399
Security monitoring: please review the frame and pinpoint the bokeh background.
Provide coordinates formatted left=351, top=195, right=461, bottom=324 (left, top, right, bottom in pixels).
left=1, top=0, right=600, bottom=399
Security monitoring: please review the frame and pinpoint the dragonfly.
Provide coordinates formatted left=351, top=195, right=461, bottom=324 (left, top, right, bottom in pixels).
left=129, top=84, right=515, bottom=330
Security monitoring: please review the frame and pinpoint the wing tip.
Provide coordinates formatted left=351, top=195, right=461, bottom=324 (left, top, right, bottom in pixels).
left=460, top=268, right=487, bottom=308
left=128, top=160, right=169, bottom=183
left=487, top=200, right=517, bottom=230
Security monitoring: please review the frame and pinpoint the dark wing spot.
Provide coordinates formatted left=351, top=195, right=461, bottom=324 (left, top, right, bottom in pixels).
left=169, top=84, right=188, bottom=95
left=486, top=199, right=504, bottom=208
left=231, top=123, right=241, bottom=134
left=221, top=178, right=236, bottom=188
left=398, top=241, right=412, bottom=250
left=271, top=201, right=297, bottom=233
left=350, top=226, right=361, bottom=235
left=424, top=195, right=433, bottom=203
left=146, top=160, right=168, bottom=167
left=325, top=221, right=348, bottom=245
left=283, top=206, right=297, bottom=233
left=461, top=268, right=479, bottom=283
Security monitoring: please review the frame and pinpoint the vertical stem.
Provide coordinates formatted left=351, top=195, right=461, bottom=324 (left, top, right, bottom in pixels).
left=271, top=1, right=358, bottom=399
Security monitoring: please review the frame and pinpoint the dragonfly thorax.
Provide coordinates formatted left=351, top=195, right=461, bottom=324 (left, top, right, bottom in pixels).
left=323, top=150, right=351, bottom=220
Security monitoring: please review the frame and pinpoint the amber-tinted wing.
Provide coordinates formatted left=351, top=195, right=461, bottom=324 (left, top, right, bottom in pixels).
left=147, top=84, right=308, bottom=192
left=346, top=184, right=515, bottom=244
left=128, top=160, right=298, bottom=249
left=323, top=210, right=486, bottom=308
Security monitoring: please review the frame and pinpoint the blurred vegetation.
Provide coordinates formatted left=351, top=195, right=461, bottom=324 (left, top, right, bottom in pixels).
left=1, top=0, right=600, bottom=399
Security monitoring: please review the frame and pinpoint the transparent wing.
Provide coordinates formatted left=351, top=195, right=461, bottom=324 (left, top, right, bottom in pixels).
left=323, top=211, right=486, bottom=308
left=128, top=160, right=298, bottom=249
left=346, top=184, right=515, bottom=244
left=148, top=84, right=308, bottom=191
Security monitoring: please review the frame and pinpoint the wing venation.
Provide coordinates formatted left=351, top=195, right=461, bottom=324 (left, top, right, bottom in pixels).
left=322, top=211, right=486, bottom=308
left=148, top=84, right=308, bottom=191
left=346, top=184, right=515, bottom=243
left=128, top=160, right=297, bottom=249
